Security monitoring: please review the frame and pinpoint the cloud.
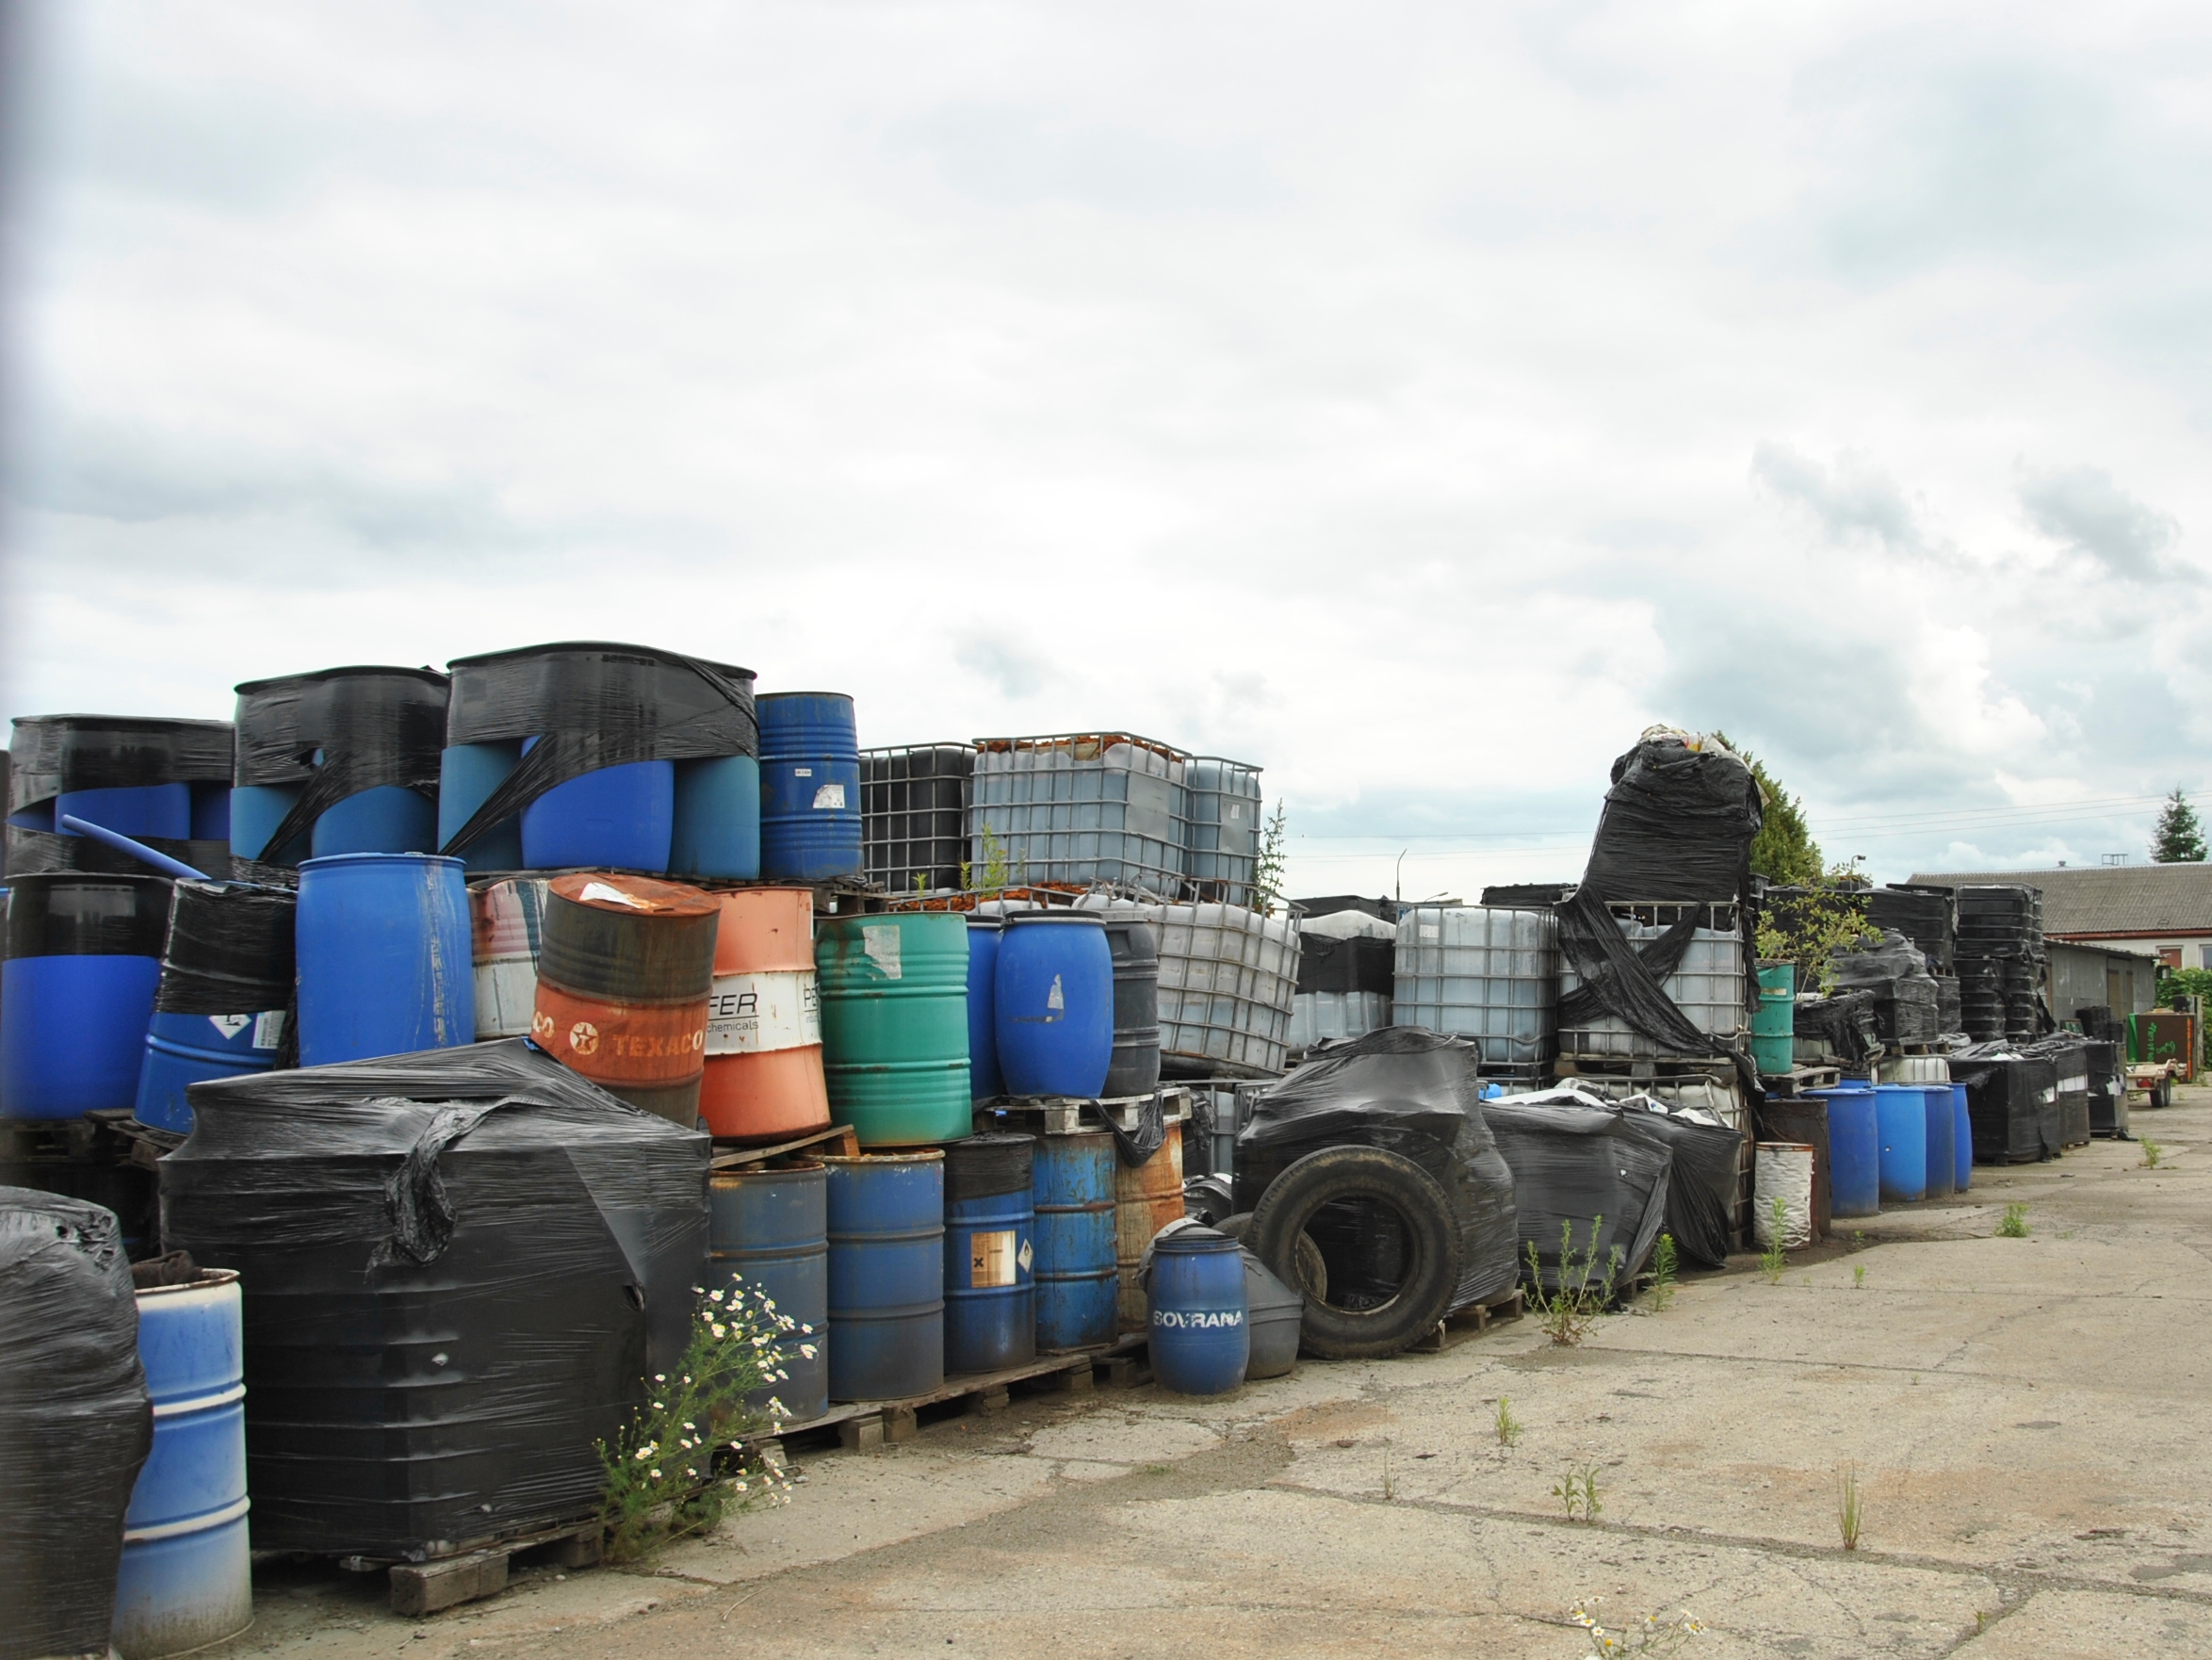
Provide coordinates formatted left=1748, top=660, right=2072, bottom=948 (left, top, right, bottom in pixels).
left=2016, top=463, right=2180, bottom=581
left=955, top=640, right=1051, bottom=703
left=1750, top=442, right=1927, bottom=554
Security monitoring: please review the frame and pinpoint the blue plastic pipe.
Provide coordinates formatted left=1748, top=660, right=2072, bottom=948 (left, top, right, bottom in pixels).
left=59, top=814, right=210, bottom=881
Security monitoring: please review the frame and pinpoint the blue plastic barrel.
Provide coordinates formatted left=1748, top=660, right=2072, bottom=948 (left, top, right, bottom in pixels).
left=1921, top=1084, right=1956, bottom=1200
left=112, top=1268, right=252, bottom=1659
left=1952, top=1083, right=1973, bottom=1190
left=436, top=741, right=527, bottom=871
left=968, top=920, right=1003, bottom=1100
left=1, top=872, right=169, bottom=1119
left=1032, top=1130, right=1118, bottom=1350
left=757, top=692, right=862, bottom=882
left=519, top=745, right=675, bottom=872
left=1147, top=1229, right=1248, bottom=1396
left=311, top=785, right=436, bottom=858
left=57, top=784, right=190, bottom=842
left=135, top=1014, right=283, bottom=1133
left=709, top=1164, right=829, bottom=1424
left=943, top=1135, right=1035, bottom=1374
left=671, top=755, right=761, bottom=880
left=995, top=912, right=1114, bottom=1099
left=824, top=1152, right=944, bottom=1401
left=1811, top=1085, right=1879, bottom=1219
left=228, top=785, right=301, bottom=864
left=295, top=854, right=475, bottom=1066
left=1873, top=1082, right=1927, bottom=1204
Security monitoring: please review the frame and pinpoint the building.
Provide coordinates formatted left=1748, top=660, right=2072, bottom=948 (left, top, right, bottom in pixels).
left=1909, top=863, right=2212, bottom=970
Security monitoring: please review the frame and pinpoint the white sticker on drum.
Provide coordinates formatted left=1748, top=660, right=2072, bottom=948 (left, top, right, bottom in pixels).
left=579, top=880, right=650, bottom=909
left=252, top=1010, right=286, bottom=1050
left=705, top=969, right=821, bottom=1054
left=1017, top=1238, right=1034, bottom=1274
left=969, top=1229, right=1017, bottom=1289
left=208, top=1014, right=252, bottom=1041
left=812, top=782, right=846, bottom=810
left=1046, top=973, right=1065, bottom=1013
left=862, top=923, right=903, bottom=980
left=793, top=766, right=812, bottom=777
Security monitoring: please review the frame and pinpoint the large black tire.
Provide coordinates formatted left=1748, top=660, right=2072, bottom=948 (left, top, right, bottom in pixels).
left=1215, top=1212, right=1327, bottom=1303
left=1245, top=1146, right=1461, bottom=1359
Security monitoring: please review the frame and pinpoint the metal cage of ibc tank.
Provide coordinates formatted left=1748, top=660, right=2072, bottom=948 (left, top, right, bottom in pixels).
left=1391, top=905, right=1560, bottom=1066
left=1140, top=902, right=1300, bottom=1079
left=1556, top=901, right=1748, bottom=1061
left=969, top=734, right=1190, bottom=900
left=862, top=743, right=975, bottom=894
left=1181, top=757, right=1263, bottom=907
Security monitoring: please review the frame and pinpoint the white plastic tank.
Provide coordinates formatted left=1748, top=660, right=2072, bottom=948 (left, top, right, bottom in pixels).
left=1391, top=905, right=1560, bottom=1065
left=1557, top=904, right=1746, bottom=1059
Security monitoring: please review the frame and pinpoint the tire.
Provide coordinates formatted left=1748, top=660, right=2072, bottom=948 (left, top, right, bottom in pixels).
left=1215, top=1212, right=1327, bottom=1303
left=1245, top=1146, right=1461, bottom=1359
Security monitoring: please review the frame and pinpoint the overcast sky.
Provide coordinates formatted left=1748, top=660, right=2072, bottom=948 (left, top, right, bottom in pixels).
left=3, top=2, right=2207, bottom=899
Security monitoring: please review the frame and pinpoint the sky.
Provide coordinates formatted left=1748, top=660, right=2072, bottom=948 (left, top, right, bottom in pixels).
left=3, top=1, right=2209, bottom=901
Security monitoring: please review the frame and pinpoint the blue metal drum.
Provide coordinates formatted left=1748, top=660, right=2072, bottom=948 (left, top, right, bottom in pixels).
left=112, top=1268, right=252, bottom=1659
left=1921, top=1084, right=1957, bottom=1200
left=436, top=741, right=528, bottom=872
left=1031, top=1130, right=1117, bottom=1350
left=942, top=1135, right=1034, bottom=1374
left=671, top=755, right=761, bottom=880
left=518, top=749, right=675, bottom=872
left=709, top=1164, right=829, bottom=1424
left=996, top=912, right=1114, bottom=1099
left=135, top=1014, right=282, bottom=1133
left=1952, top=1083, right=1973, bottom=1192
left=757, top=692, right=862, bottom=882
left=968, top=920, right=1003, bottom=1100
left=1811, top=1085, right=1880, bottom=1219
left=1873, top=1083, right=1927, bottom=1204
left=1, top=872, right=170, bottom=1119
left=310, top=785, right=436, bottom=858
left=824, top=1152, right=943, bottom=1401
left=1147, top=1229, right=1248, bottom=1396
left=295, top=854, right=474, bottom=1066
left=57, top=783, right=191, bottom=842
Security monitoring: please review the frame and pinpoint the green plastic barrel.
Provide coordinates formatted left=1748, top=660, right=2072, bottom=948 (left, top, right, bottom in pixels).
left=817, top=912, right=972, bottom=1146
left=1751, top=962, right=1796, bottom=1075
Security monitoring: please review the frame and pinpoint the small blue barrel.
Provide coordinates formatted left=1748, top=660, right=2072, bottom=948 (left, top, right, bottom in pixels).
left=996, top=912, right=1114, bottom=1099
left=57, top=783, right=191, bottom=842
left=519, top=744, right=675, bottom=872
left=228, top=785, right=301, bottom=864
left=1812, top=1084, right=1880, bottom=1219
left=1952, top=1083, right=1973, bottom=1190
left=310, top=784, right=437, bottom=858
left=112, top=1268, right=252, bottom=1659
left=824, top=1151, right=944, bottom=1401
left=968, top=920, right=1003, bottom=1100
left=436, top=741, right=528, bottom=872
left=1874, top=1082, right=1927, bottom=1204
left=1032, top=1130, right=1118, bottom=1350
left=1921, top=1084, right=1957, bottom=1200
left=943, top=1134, right=1035, bottom=1374
left=1, top=872, right=169, bottom=1119
left=671, top=755, right=761, bottom=880
left=1147, top=1228, right=1248, bottom=1396
left=709, top=1164, right=829, bottom=1424
left=295, top=853, right=475, bottom=1066
left=757, top=692, right=862, bottom=882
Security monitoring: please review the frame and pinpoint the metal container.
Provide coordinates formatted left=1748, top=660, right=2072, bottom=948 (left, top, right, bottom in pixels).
left=468, top=875, right=551, bottom=1038
left=817, top=912, right=972, bottom=1146
left=997, top=911, right=1114, bottom=1100
left=970, top=733, right=1188, bottom=898
left=112, top=1269, right=252, bottom=1660
left=1031, top=1130, right=1117, bottom=1350
left=862, top=743, right=973, bottom=894
left=134, top=882, right=296, bottom=1134
left=1393, top=904, right=1559, bottom=1065
left=2, top=872, right=170, bottom=1119
left=1146, top=1229, right=1247, bottom=1396
left=699, top=887, right=829, bottom=1142
left=296, top=854, right=474, bottom=1067
left=1557, top=904, right=1744, bottom=1060
left=708, top=1163, right=829, bottom=1424
left=824, top=1151, right=944, bottom=1401
left=1144, top=902, right=1300, bottom=1079
left=942, top=1135, right=1035, bottom=1374
left=1115, top=1123, right=1185, bottom=1333
left=1182, top=757, right=1262, bottom=906
left=758, top=692, right=862, bottom=883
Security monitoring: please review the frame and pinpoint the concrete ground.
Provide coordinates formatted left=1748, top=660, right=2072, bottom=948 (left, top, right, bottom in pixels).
left=218, top=1085, right=2212, bottom=1659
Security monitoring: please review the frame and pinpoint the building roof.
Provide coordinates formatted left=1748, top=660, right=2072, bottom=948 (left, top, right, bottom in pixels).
left=1905, top=863, right=2212, bottom=937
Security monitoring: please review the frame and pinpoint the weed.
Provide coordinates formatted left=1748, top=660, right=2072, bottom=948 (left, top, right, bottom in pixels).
left=1836, top=1461, right=1863, bottom=1551
left=1381, top=1440, right=1394, bottom=1501
left=1143, top=1464, right=1171, bottom=1475
left=1644, top=1233, right=1679, bottom=1313
left=1852, top=1264, right=1866, bottom=1290
left=1251, top=802, right=1290, bottom=917
left=1760, top=1196, right=1789, bottom=1283
left=1997, top=1202, right=2030, bottom=1239
left=1495, top=1396, right=1523, bottom=1449
left=1553, top=1462, right=1603, bottom=1523
left=1526, top=1220, right=1623, bottom=1346
left=2141, top=1138, right=2164, bottom=1169
left=1570, top=1603, right=1705, bottom=1657
left=1851, top=1229, right=1866, bottom=1251
left=959, top=825, right=1017, bottom=893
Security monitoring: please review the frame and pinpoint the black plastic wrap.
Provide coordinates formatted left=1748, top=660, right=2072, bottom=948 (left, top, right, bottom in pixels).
left=234, top=667, right=448, bottom=863
left=1480, top=1097, right=1673, bottom=1291
left=2084, top=1040, right=2123, bottom=1134
left=8, top=714, right=235, bottom=878
left=440, top=643, right=757, bottom=855
left=6, top=871, right=172, bottom=958
left=1792, top=990, right=1879, bottom=1065
left=1480, top=883, right=1575, bottom=907
left=1948, top=1047, right=2059, bottom=1164
left=945, top=1132, right=1036, bottom=1201
left=1866, top=886, right=1955, bottom=975
left=1934, top=975, right=1961, bottom=1034
left=0, top=1190, right=153, bottom=1660
left=1828, top=931, right=1941, bottom=1042
left=1579, top=735, right=1762, bottom=903
left=1235, top=1029, right=1520, bottom=1312
left=1503, top=1085, right=1740, bottom=1269
left=154, top=881, right=297, bottom=1016
left=2022, top=1035, right=2090, bottom=1147
left=1296, top=933, right=1395, bottom=997
left=159, top=1039, right=709, bottom=1556
left=1554, top=892, right=1762, bottom=1105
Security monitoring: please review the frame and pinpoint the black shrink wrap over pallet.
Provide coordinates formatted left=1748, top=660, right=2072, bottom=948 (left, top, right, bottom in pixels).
left=1480, top=1098, right=1674, bottom=1291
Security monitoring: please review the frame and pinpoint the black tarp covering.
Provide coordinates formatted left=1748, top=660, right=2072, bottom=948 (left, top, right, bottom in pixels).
left=2022, top=1035, right=2090, bottom=1147
left=1828, top=931, right=1941, bottom=1042
left=1235, top=1028, right=1520, bottom=1313
left=1480, top=1097, right=1673, bottom=1291
left=1793, top=989, right=1879, bottom=1066
left=2084, top=1039, right=2123, bottom=1135
left=1948, top=1047, right=2058, bottom=1164
left=7, top=715, right=235, bottom=878
left=160, top=1039, right=708, bottom=1556
left=233, top=667, right=449, bottom=865
left=1498, top=1084, right=1738, bottom=1269
left=1579, top=735, right=1763, bottom=903
left=439, top=643, right=757, bottom=856
left=154, top=881, right=297, bottom=1016
left=1296, top=933, right=1394, bottom=997
left=0, top=1190, right=153, bottom=1660
left=1866, top=886, right=1955, bottom=975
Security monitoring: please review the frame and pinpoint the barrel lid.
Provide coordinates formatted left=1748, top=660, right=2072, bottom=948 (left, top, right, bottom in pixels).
left=821, top=1148, right=945, bottom=1165
left=966, top=915, right=1004, bottom=931
left=446, top=641, right=756, bottom=683
left=1005, top=910, right=1105, bottom=927
left=1154, top=1225, right=1236, bottom=1254
left=234, top=663, right=449, bottom=694
left=549, top=871, right=719, bottom=919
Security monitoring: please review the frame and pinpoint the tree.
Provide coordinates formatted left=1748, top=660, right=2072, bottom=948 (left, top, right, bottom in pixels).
left=1713, top=733, right=1824, bottom=886
left=2152, top=789, right=2206, bottom=864
left=1250, top=802, right=1289, bottom=917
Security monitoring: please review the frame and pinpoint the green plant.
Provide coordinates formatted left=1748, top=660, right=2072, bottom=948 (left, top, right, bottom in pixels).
left=1837, top=1461, right=1862, bottom=1551
left=1494, top=1396, right=1523, bottom=1449
left=1851, top=1230, right=1866, bottom=1251
left=1570, top=1603, right=1705, bottom=1657
left=1997, top=1202, right=2030, bottom=1239
left=2155, top=967, right=2212, bottom=1006
left=1751, top=862, right=1879, bottom=993
left=2153, top=788, right=2206, bottom=864
left=1250, top=802, right=1289, bottom=917
left=1759, top=1196, right=1789, bottom=1283
left=1852, top=1264, right=1865, bottom=1290
left=959, top=824, right=1017, bottom=893
left=1526, top=1220, right=1623, bottom=1346
left=2141, top=1138, right=2164, bottom=1168
left=1553, top=1462, right=1602, bottom=1523
left=1643, top=1233, right=1679, bottom=1313
left=597, top=1283, right=799, bottom=1562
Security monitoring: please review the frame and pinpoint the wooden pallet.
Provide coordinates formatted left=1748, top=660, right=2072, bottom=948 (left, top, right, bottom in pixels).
left=981, top=1086, right=1194, bottom=1137
left=1760, top=1066, right=1842, bottom=1098
left=1409, top=1289, right=1527, bottom=1353
left=1476, top=1062, right=1549, bottom=1082
left=768, top=1343, right=1140, bottom=1451
left=1888, top=1041, right=1944, bottom=1057
left=1553, top=1054, right=1737, bottom=1084
left=360, top=1518, right=604, bottom=1618
left=708, top=1123, right=860, bottom=1170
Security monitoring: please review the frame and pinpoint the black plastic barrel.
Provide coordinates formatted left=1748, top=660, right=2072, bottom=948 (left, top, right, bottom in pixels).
left=1100, top=905, right=1161, bottom=1099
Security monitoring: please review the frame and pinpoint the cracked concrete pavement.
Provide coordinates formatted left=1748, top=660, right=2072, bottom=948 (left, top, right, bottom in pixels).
left=208, top=1085, right=2212, bottom=1658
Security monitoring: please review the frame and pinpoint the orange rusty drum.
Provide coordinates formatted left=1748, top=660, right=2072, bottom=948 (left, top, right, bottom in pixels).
left=1114, top=1120, right=1185, bottom=1333
left=698, top=887, right=832, bottom=1142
